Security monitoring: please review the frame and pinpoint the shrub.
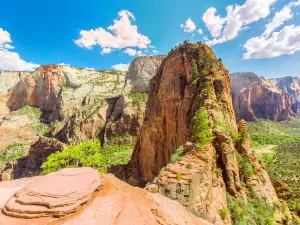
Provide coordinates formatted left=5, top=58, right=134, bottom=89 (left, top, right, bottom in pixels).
left=171, top=146, right=185, bottom=163
left=0, top=143, right=25, bottom=171
left=219, top=208, right=228, bottom=220
left=41, top=140, right=132, bottom=175
left=227, top=191, right=276, bottom=225
left=236, top=153, right=255, bottom=182
left=130, top=92, right=148, bottom=106
left=177, top=173, right=183, bottom=180
left=192, top=108, right=212, bottom=148
left=215, top=121, right=239, bottom=141
left=191, top=59, right=199, bottom=83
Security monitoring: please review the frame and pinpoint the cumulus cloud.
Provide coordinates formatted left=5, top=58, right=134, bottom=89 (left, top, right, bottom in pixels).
left=112, top=63, right=129, bottom=72
left=203, top=0, right=276, bottom=45
left=202, top=8, right=226, bottom=38
left=197, top=29, right=204, bottom=35
left=152, top=50, right=158, bottom=55
left=0, top=28, right=39, bottom=71
left=124, top=48, right=143, bottom=56
left=75, top=10, right=151, bottom=54
left=243, top=0, right=300, bottom=59
left=180, top=18, right=196, bottom=33
left=243, top=25, right=300, bottom=59
left=263, top=0, right=300, bottom=37
left=101, top=48, right=112, bottom=54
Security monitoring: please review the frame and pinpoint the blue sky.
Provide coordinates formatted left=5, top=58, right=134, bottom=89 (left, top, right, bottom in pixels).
left=0, top=0, right=299, bottom=78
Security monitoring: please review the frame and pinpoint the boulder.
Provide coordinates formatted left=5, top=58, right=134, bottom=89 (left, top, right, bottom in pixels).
left=1, top=167, right=102, bottom=218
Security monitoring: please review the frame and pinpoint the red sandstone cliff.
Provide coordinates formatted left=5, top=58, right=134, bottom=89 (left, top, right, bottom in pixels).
left=231, top=72, right=296, bottom=121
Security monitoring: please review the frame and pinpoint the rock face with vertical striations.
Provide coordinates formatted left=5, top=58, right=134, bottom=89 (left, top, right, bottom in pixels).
left=231, top=72, right=297, bottom=121
left=116, top=42, right=288, bottom=225
left=125, top=56, right=166, bottom=93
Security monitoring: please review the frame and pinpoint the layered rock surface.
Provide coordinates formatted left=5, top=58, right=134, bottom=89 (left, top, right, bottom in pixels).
left=0, top=168, right=211, bottom=225
left=2, top=167, right=102, bottom=218
left=231, top=72, right=297, bottom=121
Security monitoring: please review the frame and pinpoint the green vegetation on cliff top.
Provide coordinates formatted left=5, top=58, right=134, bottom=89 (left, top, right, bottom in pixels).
left=41, top=140, right=133, bottom=175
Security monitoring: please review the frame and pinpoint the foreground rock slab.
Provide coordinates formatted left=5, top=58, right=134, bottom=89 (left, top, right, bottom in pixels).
left=2, top=167, right=102, bottom=218
left=0, top=169, right=212, bottom=225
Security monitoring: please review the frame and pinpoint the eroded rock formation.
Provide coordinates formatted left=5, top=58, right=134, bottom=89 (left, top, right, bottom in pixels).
left=0, top=168, right=212, bottom=225
left=231, top=72, right=297, bottom=121
left=1, top=137, right=66, bottom=181
left=115, top=42, right=287, bottom=224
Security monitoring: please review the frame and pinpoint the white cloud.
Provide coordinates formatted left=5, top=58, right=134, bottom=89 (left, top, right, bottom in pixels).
left=85, top=67, right=95, bottom=70
left=202, top=8, right=226, bottom=38
left=58, top=63, right=70, bottom=66
left=152, top=50, right=158, bottom=55
left=197, top=29, right=203, bottom=35
left=101, top=48, right=112, bottom=54
left=0, top=28, right=39, bottom=71
left=149, top=45, right=156, bottom=48
left=263, top=0, right=300, bottom=37
left=3, top=44, right=14, bottom=49
left=124, top=48, right=143, bottom=56
left=0, top=28, right=12, bottom=47
left=243, top=25, right=300, bottom=59
left=203, top=0, right=276, bottom=45
left=112, top=63, right=129, bottom=72
left=75, top=10, right=151, bottom=54
left=180, top=18, right=196, bottom=33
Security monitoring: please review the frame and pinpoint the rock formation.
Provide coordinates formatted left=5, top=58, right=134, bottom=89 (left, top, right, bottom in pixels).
left=0, top=168, right=212, bottom=225
left=275, top=76, right=300, bottom=102
left=231, top=72, right=297, bottom=121
left=125, top=56, right=165, bottom=93
left=1, top=137, right=66, bottom=181
left=0, top=57, right=164, bottom=180
left=115, top=42, right=288, bottom=224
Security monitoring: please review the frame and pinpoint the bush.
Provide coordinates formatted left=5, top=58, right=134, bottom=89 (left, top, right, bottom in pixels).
left=130, top=92, right=148, bottom=106
left=0, top=143, right=25, bottom=171
left=215, top=121, right=239, bottom=141
left=41, top=140, right=132, bottom=175
left=227, top=191, right=276, bottom=225
left=219, top=208, right=228, bottom=220
left=236, top=153, right=256, bottom=183
left=171, top=146, right=185, bottom=163
left=192, top=108, right=212, bottom=148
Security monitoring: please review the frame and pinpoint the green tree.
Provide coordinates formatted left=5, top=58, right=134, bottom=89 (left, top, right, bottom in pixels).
left=192, top=108, right=212, bottom=148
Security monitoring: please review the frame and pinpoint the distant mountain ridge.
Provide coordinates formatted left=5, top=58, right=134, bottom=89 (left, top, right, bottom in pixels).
left=230, top=72, right=300, bottom=121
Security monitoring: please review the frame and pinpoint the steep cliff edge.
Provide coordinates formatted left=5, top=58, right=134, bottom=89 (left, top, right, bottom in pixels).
left=125, top=56, right=165, bottom=93
left=117, top=42, right=291, bottom=224
left=231, top=72, right=297, bottom=121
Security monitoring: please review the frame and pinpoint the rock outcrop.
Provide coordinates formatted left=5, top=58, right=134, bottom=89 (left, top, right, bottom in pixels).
left=1, top=137, right=65, bottom=181
left=2, top=167, right=102, bottom=218
left=275, top=76, right=300, bottom=102
left=125, top=56, right=165, bottom=93
left=0, top=71, right=31, bottom=93
left=0, top=168, right=212, bottom=225
left=231, top=72, right=296, bottom=121
left=116, top=42, right=286, bottom=224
